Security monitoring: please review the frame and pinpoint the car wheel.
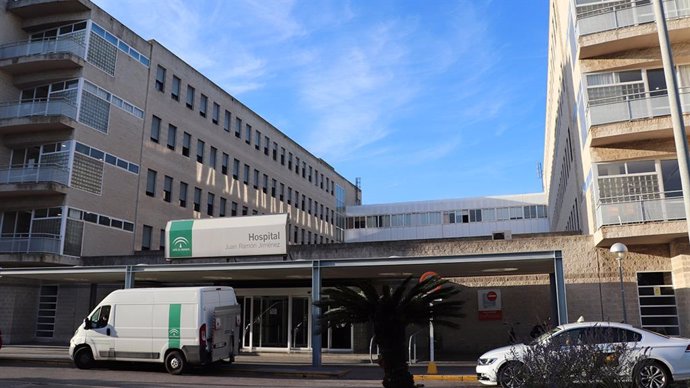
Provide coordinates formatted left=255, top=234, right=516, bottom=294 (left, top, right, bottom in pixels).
left=635, top=360, right=670, bottom=388
left=165, top=350, right=186, bottom=375
left=497, top=361, right=526, bottom=388
left=74, top=346, right=94, bottom=369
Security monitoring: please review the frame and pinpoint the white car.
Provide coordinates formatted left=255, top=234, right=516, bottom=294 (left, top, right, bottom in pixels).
left=476, top=321, right=690, bottom=388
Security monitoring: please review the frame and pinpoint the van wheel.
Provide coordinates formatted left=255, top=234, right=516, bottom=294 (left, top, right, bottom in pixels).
left=74, top=347, right=94, bottom=369
left=165, top=350, right=186, bottom=375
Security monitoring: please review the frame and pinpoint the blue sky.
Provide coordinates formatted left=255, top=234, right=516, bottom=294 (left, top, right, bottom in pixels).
left=93, top=0, right=549, bottom=204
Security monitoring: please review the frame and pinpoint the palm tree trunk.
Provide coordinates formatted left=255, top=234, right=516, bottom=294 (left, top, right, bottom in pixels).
left=379, top=345, right=415, bottom=388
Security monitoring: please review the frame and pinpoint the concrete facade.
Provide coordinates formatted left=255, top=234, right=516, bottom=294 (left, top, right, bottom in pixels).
left=0, top=0, right=360, bottom=264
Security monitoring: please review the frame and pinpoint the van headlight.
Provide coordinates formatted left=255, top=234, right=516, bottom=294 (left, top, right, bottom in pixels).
left=478, top=358, right=497, bottom=365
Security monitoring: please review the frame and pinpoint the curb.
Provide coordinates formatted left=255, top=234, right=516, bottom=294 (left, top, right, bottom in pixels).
left=414, top=374, right=478, bottom=382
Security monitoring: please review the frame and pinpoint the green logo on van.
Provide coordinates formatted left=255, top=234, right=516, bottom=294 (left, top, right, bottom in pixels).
left=169, top=220, right=193, bottom=258
left=168, top=304, right=181, bottom=349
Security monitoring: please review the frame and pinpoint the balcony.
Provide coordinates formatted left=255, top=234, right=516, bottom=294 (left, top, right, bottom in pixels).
left=577, top=0, right=690, bottom=58
left=585, top=88, right=690, bottom=145
left=0, top=37, right=86, bottom=75
left=0, top=233, right=61, bottom=255
left=594, top=191, right=687, bottom=246
left=6, top=0, right=90, bottom=19
left=0, top=164, right=70, bottom=198
left=0, top=98, right=77, bottom=134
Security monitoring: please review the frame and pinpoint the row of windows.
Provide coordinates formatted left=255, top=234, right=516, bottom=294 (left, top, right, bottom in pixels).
left=67, top=207, right=134, bottom=233
left=346, top=205, right=547, bottom=229
left=144, top=169, right=336, bottom=223
left=75, top=142, right=139, bottom=174
left=90, top=22, right=150, bottom=67
left=151, top=72, right=337, bottom=196
left=83, top=80, right=144, bottom=119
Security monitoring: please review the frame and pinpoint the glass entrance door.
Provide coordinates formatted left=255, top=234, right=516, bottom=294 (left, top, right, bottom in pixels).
left=252, top=296, right=288, bottom=348
left=291, top=297, right=309, bottom=348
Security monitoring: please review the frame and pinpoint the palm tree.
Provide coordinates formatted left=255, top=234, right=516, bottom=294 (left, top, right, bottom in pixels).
left=315, top=275, right=465, bottom=388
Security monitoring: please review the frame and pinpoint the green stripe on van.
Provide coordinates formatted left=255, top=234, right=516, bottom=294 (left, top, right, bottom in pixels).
left=168, top=304, right=181, bottom=348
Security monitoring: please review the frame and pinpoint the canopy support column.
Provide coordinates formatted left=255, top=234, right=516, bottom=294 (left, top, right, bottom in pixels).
left=553, top=251, right=568, bottom=324
left=311, top=260, right=322, bottom=367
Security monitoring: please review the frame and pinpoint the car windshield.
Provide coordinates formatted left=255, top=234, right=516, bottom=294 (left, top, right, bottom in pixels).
left=531, top=326, right=563, bottom=345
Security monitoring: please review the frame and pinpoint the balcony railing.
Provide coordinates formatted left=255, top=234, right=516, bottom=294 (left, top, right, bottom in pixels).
left=0, top=98, right=77, bottom=121
left=596, top=191, right=685, bottom=227
left=0, top=233, right=61, bottom=254
left=577, top=0, right=690, bottom=36
left=586, top=88, right=690, bottom=127
left=0, top=36, right=86, bottom=61
left=0, top=163, right=70, bottom=186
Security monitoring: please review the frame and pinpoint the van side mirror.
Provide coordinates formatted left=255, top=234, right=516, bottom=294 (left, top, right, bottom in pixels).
left=84, top=318, right=92, bottom=330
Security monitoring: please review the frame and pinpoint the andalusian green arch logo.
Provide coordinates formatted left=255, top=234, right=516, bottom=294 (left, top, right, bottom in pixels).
left=169, top=220, right=193, bottom=258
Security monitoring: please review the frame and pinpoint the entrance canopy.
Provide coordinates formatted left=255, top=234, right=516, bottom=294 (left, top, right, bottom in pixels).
left=0, top=251, right=559, bottom=283
left=0, top=250, right=566, bottom=366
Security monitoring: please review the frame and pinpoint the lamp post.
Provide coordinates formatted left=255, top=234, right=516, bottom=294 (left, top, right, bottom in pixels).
left=610, top=243, right=628, bottom=323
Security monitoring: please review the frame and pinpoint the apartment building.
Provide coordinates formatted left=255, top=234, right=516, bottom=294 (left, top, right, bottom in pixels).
left=0, top=0, right=360, bottom=262
left=546, top=0, right=690, bottom=336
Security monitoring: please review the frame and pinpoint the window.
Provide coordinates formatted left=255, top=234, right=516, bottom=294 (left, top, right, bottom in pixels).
left=209, top=146, right=217, bottom=169
left=167, top=124, right=177, bottom=150
left=295, top=157, right=300, bottom=174
left=245, top=124, right=252, bottom=144
left=224, top=110, right=231, bottom=132
left=280, top=147, right=286, bottom=165
left=186, top=85, right=195, bottom=109
left=179, top=181, right=188, bottom=207
left=196, top=140, right=205, bottom=163
left=302, top=161, right=306, bottom=178
left=222, top=153, right=229, bottom=175
left=207, top=192, right=214, bottom=216
left=194, top=187, right=201, bottom=212
left=308, top=166, right=312, bottom=182
left=288, top=153, right=293, bottom=169
left=235, top=117, right=242, bottom=138
left=287, top=187, right=292, bottom=204
left=279, top=182, right=284, bottom=200
left=262, top=174, right=268, bottom=194
left=160, top=229, right=165, bottom=250
left=155, top=65, right=166, bottom=92
left=233, top=158, right=240, bottom=179
left=242, top=206, right=248, bottom=216
left=150, top=115, right=161, bottom=143
left=200, top=94, right=208, bottom=117
left=163, top=175, right=172, bottom=202
left=255, top=130, right=261, bottom=150
left=231, top=201, right=238, bottom=216
left=171, top=75, right=180, bottom=100
left=212, top=102, right=219, bottom=124
left=253, top=169, right=260, bottom=189
left=219, top=197, right=226, bottom=217
left=273, top=142, right=278, bottom=160
left=243, top=164, right=250, bottom=184
left=142, top=225, right=152, bottom=250
left=146, top=169, right=157, bottom=197
left=182, top=132, right=191, bottom=157
left=264, top=135, right=269, bottom=155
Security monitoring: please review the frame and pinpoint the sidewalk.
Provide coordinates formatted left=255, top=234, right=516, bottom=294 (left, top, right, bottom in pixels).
left=0, top=345, right=478, bottom=381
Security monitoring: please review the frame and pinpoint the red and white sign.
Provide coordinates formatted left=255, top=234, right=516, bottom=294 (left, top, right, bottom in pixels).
left=478, top=289, right=502, bottom=321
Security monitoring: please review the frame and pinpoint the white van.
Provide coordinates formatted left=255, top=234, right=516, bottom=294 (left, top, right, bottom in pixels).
left=69, top=286, right=241, bottom=374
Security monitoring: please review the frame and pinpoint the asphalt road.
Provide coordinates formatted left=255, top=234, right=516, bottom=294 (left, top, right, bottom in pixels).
left=0, top=361, right=483, bottom=388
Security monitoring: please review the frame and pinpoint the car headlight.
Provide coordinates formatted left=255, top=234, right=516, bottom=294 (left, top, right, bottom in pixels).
left=478, top=358, right=497, bottom=365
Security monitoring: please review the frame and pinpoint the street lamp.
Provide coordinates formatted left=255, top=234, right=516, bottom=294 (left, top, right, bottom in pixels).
left=610, top=243, right=628, bottom=323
